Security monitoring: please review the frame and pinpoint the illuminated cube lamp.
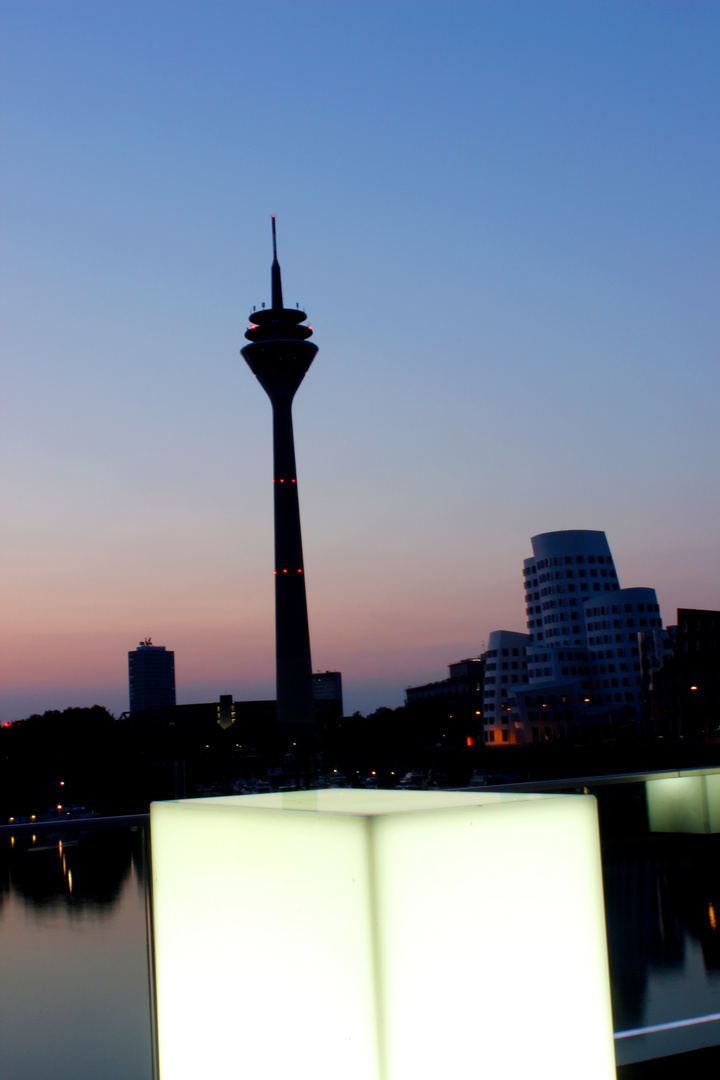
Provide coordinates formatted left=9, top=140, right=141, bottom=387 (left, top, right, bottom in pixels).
left=150, top=790, right=616, bottom=1080
left=646, top=772, right=720, bottom=834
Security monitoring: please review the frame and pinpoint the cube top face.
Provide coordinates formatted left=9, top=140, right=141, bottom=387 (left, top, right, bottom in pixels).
left=159, top=787, right=564, bottom=819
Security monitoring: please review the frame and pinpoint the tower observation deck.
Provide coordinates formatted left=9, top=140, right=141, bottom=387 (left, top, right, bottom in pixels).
left=241, top=218, right=318, bottom=738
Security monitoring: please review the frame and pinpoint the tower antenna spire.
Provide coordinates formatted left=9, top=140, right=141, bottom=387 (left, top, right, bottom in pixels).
left=271, top=215, right=283, bottom=311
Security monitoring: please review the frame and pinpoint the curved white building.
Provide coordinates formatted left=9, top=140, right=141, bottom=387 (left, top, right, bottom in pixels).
left=484, top=531, right=664, bottom=744
left=524, top=530, right=619, bottom=651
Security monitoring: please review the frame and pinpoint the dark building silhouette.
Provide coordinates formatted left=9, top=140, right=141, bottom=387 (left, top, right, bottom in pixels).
left=312, top=671, right=343, bottom=723
left=128, top=639, right=176, bottom=713
left=651, top=609, right=720, bottom=739
left=241, top=219, right=317, bottom=738
left=406, top=658, right=484, bottom=710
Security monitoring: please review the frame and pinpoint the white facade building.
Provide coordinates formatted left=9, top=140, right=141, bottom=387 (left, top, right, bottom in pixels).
left=484, top=531, right=663, bottom=744
left=482, top=630, right=530, bottom=744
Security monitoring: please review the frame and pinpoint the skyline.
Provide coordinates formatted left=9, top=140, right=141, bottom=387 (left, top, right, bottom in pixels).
left=1, top=2, right=719, bottom=721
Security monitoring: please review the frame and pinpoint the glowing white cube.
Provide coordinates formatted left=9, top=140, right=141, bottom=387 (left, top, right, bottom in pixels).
left=150, top=789, right=615, bottom=1080
left=646, top=773, right=720, bottom=833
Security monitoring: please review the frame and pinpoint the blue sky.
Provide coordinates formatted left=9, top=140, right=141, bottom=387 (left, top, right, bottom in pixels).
left=1, top=1, right=718, bottom=719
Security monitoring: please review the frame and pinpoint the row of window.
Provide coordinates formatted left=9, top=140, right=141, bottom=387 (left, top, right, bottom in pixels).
left=588, top=617, right=660, bottom=633
left=522, top=693, right=584, bottom=706
left=524, top=555, right=614, bottom=574
left=591, top=648, right=639, bottom=660
left=526, top=567, right=617, bottom=588
left=538, top=583, right=621, bottom=597
left=485, top=730, right=509, bottom=742
left=587, top=603, right=660, bottom=616
left=593, top=679, right=641, bottom=691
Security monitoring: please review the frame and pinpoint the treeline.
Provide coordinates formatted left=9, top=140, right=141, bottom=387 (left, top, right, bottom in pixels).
left=0, top=706, right=149, bottom=820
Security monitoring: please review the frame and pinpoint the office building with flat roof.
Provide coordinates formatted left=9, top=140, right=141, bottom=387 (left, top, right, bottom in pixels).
left=128, top=639, right=176, bottom=713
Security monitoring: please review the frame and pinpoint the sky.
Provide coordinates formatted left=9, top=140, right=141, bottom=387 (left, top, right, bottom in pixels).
left=1, top=1, right=718, bottom=721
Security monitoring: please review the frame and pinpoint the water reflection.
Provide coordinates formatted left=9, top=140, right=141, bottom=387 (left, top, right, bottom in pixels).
left=604, top=834, right=720, bottom=1029
left=0, top=826, right=153, bottom=1080
left=590, top=776, right=720, bottom=1064
left=0, top=826, right=145, bottom=916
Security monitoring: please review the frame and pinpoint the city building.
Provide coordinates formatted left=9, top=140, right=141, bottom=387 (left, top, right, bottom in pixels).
left=312, top=671, right=344, bottom=723
left=484, top=531, right=664, bottom=744
left=405, top=658, right=484, bottom=707
left=128, top=639, right=176, bottom=713
left=481, top=631, right=530, bottom=743
left=123, top=695, right=276, bottom=732
left=241, top=218, right=318, bottom=738
left=405, top=657, right=485, bottom=744
left=649, top=609, right=720, bottom=740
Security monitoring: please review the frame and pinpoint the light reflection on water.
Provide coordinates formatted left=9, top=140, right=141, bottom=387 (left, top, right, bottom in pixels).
left=0, top=827, right=152, bottom=1080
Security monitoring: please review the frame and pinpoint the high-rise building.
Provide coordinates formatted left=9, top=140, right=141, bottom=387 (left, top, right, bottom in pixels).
left=484, top=531, right=664, bottom=744
left=312, top=671, right=343, bottom=712
left=241, top=219, right=317, bottom=738
left=128, top=639, right=176, bottom=713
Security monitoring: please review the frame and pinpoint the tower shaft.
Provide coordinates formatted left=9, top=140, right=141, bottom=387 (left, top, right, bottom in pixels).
left=271, top=398, right=315, bottom=732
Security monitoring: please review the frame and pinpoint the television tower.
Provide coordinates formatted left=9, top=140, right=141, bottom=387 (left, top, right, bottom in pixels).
left=241, top=218, right=318, bottom=738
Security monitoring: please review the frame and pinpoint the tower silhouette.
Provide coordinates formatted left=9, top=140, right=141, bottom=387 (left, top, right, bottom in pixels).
left=241, top=219, right=318, bottom=738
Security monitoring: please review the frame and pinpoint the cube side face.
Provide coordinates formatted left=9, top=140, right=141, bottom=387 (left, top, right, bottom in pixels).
left=706, top=775, right=720, bottom=832
left=371, top=796, right=616, bottom=1080
left=150, top=801, right=380, bottom=1080
left=646, top=776, right=709, bottom=833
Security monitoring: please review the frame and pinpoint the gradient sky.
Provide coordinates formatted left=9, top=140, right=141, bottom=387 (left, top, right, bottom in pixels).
left=1, top=1, right=718, bottom=721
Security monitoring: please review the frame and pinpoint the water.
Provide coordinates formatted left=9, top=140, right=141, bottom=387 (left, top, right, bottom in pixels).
left=0, top=826, right=153, bottom=1080
left=1, top=781, right=720, bottom=1074
left=603, top=825, right=720, bottom=1064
